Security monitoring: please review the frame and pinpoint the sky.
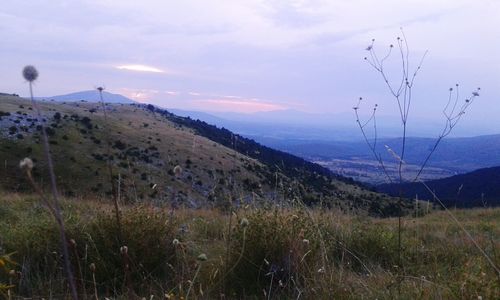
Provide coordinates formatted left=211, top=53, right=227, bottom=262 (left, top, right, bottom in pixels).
left=1, top=0, right=499, bottom=133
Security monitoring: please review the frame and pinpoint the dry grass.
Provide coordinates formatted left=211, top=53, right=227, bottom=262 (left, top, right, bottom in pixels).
left=0, top=192, right=498, bottom=299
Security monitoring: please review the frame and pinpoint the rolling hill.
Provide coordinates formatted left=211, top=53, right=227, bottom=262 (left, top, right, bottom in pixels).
left=378, top=166, right=500, bottom=207
left=0, top=94, right=406, bottom=215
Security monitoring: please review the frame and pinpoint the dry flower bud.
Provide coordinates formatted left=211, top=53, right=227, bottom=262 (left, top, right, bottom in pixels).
left=173, top=165, right=183, bottom=177
left=23, top=65, right=39, bottom=82
left=19, top=157, right=34, bottom=171
left=240, top=218, right=249, bottom=228
left=197, top=253, right=207, bottom=261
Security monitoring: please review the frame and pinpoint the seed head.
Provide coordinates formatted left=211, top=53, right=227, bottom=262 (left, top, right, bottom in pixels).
left=23, top=65, right=39, bottom=82
left=89, top=263, right=96, bottom=272
left=173, top=165, right=183, bottom=177
left=197, top=253, right=207, bottom=261
left=172, top=239, right=180, bottom=246
left=302, top=239, right=310, bottom=245
left=240, top=217, right=249, bottom=228
left=120, top=245, right=128, bottom=255
left=69, top=239, right=77, bottom=247
left=19, top=157, right=34, bottom=171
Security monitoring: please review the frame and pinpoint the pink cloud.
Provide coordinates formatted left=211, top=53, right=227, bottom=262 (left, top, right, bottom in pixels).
left=192, top=98, right=287, bottom=113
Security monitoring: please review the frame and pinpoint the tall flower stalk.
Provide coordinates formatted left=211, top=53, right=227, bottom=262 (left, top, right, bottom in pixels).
left=96, top=87, right=123, bottom=243
left=22, top=65, right=78, bottom=299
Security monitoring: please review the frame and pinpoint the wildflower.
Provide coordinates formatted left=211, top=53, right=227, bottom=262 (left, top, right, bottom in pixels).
left=19, top=157, right=34, bottom=171
left=89, top=263, right=96, bottom=272
left=240, top=217, right=249, bottom=228
left=22, top=65, right=39, bottom=82
left=302, top=239, right=310, bottom=245
left=197, top=253, right=207, bottom=261
left=172, top=239, right=180, bottom=246
left=120, top=245, right=128, bottom=255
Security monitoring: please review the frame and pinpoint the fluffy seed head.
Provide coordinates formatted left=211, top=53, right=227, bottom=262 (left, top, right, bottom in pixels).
left=172, top=239, right=180, bottom=246
left=23, top=65, right=39, bottom=82
left=120, top=245, right=128, bottom=255
left=197, top=253, right=207, bottom=261
left=19, top=157, right=34, bottom=171
left=89, top=263, right=96, bottom=272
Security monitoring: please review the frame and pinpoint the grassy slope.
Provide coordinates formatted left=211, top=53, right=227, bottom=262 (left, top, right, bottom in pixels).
left=0, top=96, right=267, bottom=204
left=0, top=95, right=405, bottom=214
left=0, top=193, right=498, bottom=299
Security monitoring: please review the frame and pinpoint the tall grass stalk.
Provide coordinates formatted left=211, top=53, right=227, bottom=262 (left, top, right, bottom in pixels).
left=23, top=65, right=78, bottom=299
left=96, top=87, right=123, bottom=243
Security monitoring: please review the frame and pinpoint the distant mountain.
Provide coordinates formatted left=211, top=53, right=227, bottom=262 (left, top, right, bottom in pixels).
left=378, top=166, right=500, bottom=207
left=41, top=90, right=136, bottom=103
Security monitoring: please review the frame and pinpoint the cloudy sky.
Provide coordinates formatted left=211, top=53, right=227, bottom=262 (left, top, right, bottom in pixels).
left=1, top=0, right=498, bottom=130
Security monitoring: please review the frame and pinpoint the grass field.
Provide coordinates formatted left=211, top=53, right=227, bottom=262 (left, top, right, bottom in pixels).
left=1, top=192, right=498, bottom=299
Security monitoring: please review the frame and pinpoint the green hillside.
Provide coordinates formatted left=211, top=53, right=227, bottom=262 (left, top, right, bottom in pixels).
left=0, top=95, right=405, bottom=215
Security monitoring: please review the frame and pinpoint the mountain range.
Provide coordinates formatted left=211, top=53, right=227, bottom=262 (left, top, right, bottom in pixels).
left=39, top=90, right=136, bottom=104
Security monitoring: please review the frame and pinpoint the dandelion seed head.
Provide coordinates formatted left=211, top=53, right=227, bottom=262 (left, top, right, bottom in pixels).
left=19, top=157, right=34, bottom=171
left=172, top=239, right=180, bottom=246
left=302, top=239, right=310, bottom=244
left=22, top=65, right=39, bottom=82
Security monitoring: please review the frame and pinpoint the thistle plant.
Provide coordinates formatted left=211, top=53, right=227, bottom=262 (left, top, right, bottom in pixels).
left=186, top=253, right=207, bottom=300
left=22, top=65, right=78, bottom=299
left=354, top=30, right=482, bottom=279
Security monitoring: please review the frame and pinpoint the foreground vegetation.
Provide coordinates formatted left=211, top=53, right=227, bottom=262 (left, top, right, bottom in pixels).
left=0, top=192, right=498, bottom=299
